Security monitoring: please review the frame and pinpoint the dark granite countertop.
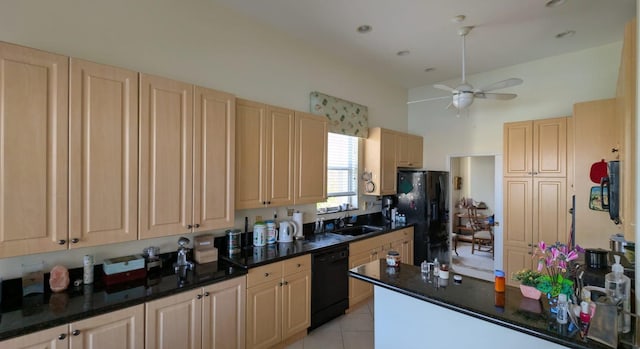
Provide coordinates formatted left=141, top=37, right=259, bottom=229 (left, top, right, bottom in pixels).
left=222, top=222, right=412, bottom=268
left=0, top=259, right=246, bottom=341
left=349, top=259, right=629, bottom=349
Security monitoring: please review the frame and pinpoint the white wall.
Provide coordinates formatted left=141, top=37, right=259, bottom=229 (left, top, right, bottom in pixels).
left=408, top=42, right=622, bottom=170
left=0, top=0, right=404, bottom=277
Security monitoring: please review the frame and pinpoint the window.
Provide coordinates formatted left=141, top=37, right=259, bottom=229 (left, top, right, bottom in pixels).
left=317, top=133, right=359, bottom=213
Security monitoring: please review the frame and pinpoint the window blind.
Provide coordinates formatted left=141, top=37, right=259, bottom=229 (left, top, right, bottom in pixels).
left=327, top=133, right=358, bottom=197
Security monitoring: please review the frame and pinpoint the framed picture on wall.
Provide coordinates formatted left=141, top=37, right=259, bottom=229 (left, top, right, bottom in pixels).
left=454, top=176, right=462, bottom=190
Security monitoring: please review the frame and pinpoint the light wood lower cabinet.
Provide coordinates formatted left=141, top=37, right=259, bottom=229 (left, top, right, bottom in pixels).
left=145, top=276, right=246, bottom=349
left=245, top=255, right=311, bottom=349
left=1, top=305, right=143, bottom=349
left=348, top=227, right=414, bottom=308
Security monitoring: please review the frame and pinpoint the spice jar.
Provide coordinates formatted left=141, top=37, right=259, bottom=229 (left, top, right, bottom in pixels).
left=386, top=250, right=401, bottom=268
left=494, top=270, right=505, bottom=292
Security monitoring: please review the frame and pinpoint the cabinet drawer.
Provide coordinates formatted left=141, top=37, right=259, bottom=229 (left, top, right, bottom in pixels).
left=247, top=262, right=283, bottom=288
left=283, top=254, right=311, bottom=275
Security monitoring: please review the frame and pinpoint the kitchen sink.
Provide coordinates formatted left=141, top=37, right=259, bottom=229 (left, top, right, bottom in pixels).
left=332, top=225, right=385, bottom=236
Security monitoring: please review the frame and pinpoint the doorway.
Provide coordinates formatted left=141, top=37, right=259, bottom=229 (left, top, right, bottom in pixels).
left=448, top=155, right=503, bottom=281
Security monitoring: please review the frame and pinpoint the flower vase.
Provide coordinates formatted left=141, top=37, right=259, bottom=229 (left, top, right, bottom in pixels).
left=519, top=285, right=542, bottom=300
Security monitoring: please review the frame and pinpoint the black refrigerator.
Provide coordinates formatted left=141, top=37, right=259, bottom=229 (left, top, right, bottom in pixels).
left=396, top=170, right=449, bottom=265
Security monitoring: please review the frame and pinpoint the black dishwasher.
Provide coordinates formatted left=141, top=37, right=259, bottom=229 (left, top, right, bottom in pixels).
left=310, top=245, right=349, bottom=331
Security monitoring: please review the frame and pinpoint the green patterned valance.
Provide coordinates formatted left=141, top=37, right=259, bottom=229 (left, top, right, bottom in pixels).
left=310, top=91, right=368, bottom=138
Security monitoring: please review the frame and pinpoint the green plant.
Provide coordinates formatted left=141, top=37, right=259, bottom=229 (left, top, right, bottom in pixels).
left=512, top=269, right=543, bottom=287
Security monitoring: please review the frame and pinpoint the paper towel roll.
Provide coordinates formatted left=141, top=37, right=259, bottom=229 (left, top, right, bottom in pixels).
left=292, top=211, right=304, bottom=238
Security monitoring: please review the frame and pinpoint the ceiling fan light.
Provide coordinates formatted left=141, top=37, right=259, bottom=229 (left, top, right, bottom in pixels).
left=452, top=92, right=473, bottom=109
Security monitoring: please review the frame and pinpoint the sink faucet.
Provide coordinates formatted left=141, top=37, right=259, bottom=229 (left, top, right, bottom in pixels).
left=174, top=236, right=194, bottom=274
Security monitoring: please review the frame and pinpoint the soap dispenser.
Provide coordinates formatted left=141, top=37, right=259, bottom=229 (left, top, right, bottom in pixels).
left=605, top=255, right=631, bottom=333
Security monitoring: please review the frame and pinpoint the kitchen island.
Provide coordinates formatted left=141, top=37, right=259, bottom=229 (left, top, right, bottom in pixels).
left=349, top=259, right=621, bottom=349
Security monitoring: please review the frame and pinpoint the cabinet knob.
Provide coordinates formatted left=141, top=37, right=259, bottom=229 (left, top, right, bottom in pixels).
left=70, top=238, right=79, bottom=244
left=279, top=282, right=284, bottom=287
left=58, top=240, right=66, bottom=245
left=58, top=333, right=67, bottom=340
left=612, top=147, right=619, bottom=153
left=194, top=224, right=200, bottom=228
left=283, top=281, right=288, bottom=285
left=267, top=201, right=271, bottom=205
left=72, top=330, right=80, bottom=336
left=297, top=263, right=302, bottom=268
left=204, top=292, right=210, bottom=297
left=264, top=272, right=270, bottom=277
left=197, top=294, right=203, bottom=299
left=263, top=201, right=266, bottom=205
left=527, top=243, right=532, bottom=247
left=187, top=224, right=193, bottom=229
left=532, top=172, right=538, bottom=175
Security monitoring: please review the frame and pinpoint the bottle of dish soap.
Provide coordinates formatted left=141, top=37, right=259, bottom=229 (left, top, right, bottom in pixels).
left=605, top=255, right=631, bottom=333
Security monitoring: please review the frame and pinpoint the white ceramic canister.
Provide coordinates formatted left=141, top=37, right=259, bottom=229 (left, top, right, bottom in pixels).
left=265, top=220, right=277, bottom=244
left=253, top=223, right=266, bottom=247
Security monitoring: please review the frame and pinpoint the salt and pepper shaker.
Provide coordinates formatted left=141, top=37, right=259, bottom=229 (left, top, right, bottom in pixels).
left=83, top=255, right=94, bottom=284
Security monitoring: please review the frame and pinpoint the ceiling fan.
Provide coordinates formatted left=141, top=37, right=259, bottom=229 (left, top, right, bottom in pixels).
left=408, top=26, right=523, bottom=110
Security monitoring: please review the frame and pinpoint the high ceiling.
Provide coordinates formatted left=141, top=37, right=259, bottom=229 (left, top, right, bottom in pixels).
left=214, top=0, right=636, bottom=89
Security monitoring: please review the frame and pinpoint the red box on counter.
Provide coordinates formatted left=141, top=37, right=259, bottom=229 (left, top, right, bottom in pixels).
left=102, top=268, right=147, bottom=286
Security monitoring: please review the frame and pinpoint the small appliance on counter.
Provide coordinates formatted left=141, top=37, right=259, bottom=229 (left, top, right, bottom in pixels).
left=194, top=234, right=218, bottom=264
left=102, top=254, right=146, bottom=286
left=143, top=246, right=163, bottom=274
left=277, top=220, right=296, bottom=242
left=293, top=211, right=305, bottom=240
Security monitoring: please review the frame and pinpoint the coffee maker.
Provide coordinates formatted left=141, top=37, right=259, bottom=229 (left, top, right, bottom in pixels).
left=381, top=195, right=396, bottom=222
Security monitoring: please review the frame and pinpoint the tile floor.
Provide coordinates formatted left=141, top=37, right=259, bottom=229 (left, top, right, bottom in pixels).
left=285, top=298, right=374, bottom=349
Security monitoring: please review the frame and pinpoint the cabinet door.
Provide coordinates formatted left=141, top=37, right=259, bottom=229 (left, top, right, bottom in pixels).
left=395, top=132, right=409, bottom=167
left=349, top=251, right=373, bottom=308
left=235, top=99, right=267, bottom=209
left=0, top=325, right=68, bottom=349
left=69, top=59, right=138, bottom=248
left=533, top=177, right=567, bottom=245
left=0, top=42, right=68, bottom=258
left=503, top=178, right=533, bottom=249
left=146, top=290, right=203, bottom=349
left=193, top=87, right=235, bottom=231
left=503, top=121, right=532, bottom=177
left=293, top=112, right=327, bottom=204
left=407, top=134, right=423, bottom=168
left=267, top=106, right=295, bottom=206
left=533, top=117, right=567, bottom=177
left=202, top=276, right=246, bottom=349
left=282, top=270, right=311, bottom=340
left=70, top=304, right=143, bottom=349
left=504, top=245, right=533, bottom=287
left=246, top=281, right=281, bottom=349
left=380, top=129, right=397, bottom=195
left=139, top=74, right=193, bottom=239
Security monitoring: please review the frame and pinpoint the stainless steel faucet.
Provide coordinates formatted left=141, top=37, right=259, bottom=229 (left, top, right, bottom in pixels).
left=174, top=236, right=194, bottom=275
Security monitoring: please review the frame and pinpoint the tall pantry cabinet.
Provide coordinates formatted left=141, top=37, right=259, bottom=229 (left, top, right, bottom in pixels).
left=503, top=117, right=571, bottom=285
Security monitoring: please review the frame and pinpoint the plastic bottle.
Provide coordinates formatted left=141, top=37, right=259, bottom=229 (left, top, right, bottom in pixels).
left=556, top=294, right=568, bottom=324
left=433, top=258, right=440, bottom=277
left=579, top=301, right=591, bottom=333
left=605, top=255, right=631, bottom=333
left=83, top=255, right=94, bottom=284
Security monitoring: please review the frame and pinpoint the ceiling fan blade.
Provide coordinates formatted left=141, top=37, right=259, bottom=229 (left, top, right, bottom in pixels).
left=407, top=96, right=451, bottom=105
left=433, top=84, right=456, bottom=92
left=445, top=102, right=454, bottom=110
left=477, top=78, right=523, bottom=92
left=474, top=92, right=517, bottom=100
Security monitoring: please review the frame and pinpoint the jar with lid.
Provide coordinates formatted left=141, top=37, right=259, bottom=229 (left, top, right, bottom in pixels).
left=494, top=270, right=505, bottom=292
left=386, top=250, right=401, bottom=268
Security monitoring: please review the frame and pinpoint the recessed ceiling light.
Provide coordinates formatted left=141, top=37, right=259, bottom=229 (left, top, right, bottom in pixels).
left=555, top=30, right=575, bottom=39
left=357, top=25, right=372, bottom=34
left=424, top=67, right=436, bottom=73
left=451, top=15, right=466, bottom=23
left=397, top=50, right=410, bottom=56
left=545, top=0, right=566, bottom=7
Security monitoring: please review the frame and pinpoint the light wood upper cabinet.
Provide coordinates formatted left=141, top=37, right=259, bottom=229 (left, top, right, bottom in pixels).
left=140, top=76, right=234, bottom=238
left=69, top=59, right=138, bottom=248
left=364, top=127, right=397, bottom=196
left=146, top=289, right=203, bottom=349
left=139, top=74, right=194, bottom=239
left=0, top=42, right=69, bottom=258
left=395, top=133, right=409, bottom=167
left=504, top=117, right=567, bottom=177
left=0, top=325, right=68, bottom=349
left=294, top=112, right=327, bottom=204
left=193, top=87, right=235, bottom=231
left=406, top=134, right=423, bottom=168
left=70, top=304, right=144, bottom=349
left=235, top=99, right=297, bottom=209
left=617, top=18, right=637, bottom=242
